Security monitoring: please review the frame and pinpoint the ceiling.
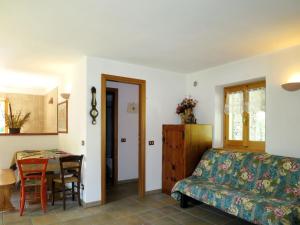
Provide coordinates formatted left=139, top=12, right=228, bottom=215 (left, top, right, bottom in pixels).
left=0, top=0, right=300, bottom=75
left=0, top=69, right=59, bottom=95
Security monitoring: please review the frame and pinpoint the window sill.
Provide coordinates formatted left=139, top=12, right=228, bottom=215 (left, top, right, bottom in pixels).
left=0, top=133, right=58, bottom=136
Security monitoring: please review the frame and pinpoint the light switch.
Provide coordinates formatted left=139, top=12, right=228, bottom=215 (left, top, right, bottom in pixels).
left=149, top=140, right=155, bottom=145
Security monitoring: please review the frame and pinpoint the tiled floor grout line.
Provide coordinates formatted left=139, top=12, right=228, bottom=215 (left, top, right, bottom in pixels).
left=174, top=209, right=216, bottom=225
left=169, top=203, right=240, bottom=225
left=154, top=203, right=225, bottom=225
left=4, top=191, right=252, bottom=225
left=141, top=203, right=213, bottom=225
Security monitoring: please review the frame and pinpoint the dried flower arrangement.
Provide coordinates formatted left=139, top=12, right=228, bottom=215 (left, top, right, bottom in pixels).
left=5, top=103, right=31, bottom=134
left=176, top=98, right=197, bottom=124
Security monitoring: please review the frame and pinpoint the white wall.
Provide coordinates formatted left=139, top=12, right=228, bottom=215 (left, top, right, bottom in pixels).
left=0, top=135, right=58, bottom=169
left=2, top=44, right=299, bottom=204
left=186, top=45, right=300, bottom=158
left=106, top=81, right=139, bottom=181
left=43, top=88, right=58, bottom=133
left=58, top=57, right=87, bottom=156
left=84, top=57, right=185, bottom=203
left=57, top=58, right=87, bottom=201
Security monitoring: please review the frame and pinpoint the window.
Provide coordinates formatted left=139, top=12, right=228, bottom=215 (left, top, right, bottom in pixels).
left=224, top=81, right=265, bottom=151
left=0, top=99, right=7, bottom=133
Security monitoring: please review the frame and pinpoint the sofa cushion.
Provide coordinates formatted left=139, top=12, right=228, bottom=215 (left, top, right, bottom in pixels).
left=192, top=149, right=300, bottom=199
left=172, top=176, right=299, bottom=225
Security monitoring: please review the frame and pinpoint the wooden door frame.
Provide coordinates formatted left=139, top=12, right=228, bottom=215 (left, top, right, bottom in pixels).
left=106, top=87, right=119, bottom=185
left=101, top=74, right=146, bottom=204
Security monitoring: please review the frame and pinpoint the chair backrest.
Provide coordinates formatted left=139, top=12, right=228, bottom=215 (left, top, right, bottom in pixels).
left=17, top=158, right=49, bottom=185
left=59, top=155, right=83, bottom=183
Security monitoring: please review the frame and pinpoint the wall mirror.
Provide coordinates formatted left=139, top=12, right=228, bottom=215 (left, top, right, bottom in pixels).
left=57, top=101, right=68, bottom=133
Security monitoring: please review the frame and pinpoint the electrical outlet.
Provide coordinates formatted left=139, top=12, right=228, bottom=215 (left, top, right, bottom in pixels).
left=121, top=138, right=126, bottom=142
left=81, top=140, right=85, bottom=146
left=81, top=184, right=84, bottom=190
left=149, top=140, right=155, bottom=145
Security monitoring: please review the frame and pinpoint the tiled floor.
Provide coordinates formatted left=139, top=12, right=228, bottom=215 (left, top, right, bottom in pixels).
left=106, top=181, right=138, bottom=203
left=1, top=189, right=254, bottom=225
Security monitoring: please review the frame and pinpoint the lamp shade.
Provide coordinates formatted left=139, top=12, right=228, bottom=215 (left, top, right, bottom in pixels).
left=61, top=93, right=70, bottom=100
left=281, top=82, right=300, bottom=91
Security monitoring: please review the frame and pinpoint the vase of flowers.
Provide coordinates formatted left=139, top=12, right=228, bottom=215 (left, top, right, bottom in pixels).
left=5, top=103, right=31, bottom=134
left=176, top=97, right=197, bottom=124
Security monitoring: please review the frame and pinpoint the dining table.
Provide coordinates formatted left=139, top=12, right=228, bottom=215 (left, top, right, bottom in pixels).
left=10, top=149, right=74, bottom=194
left=10, top=149, right=72, bottom=175
left=9, top=149, right=74, bottom=206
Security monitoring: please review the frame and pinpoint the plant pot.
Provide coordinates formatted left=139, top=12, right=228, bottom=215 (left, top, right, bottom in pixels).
left=180, top=114, right=186, bottom=124
left=9, top=128, right=21, bottom=134
left=180, top=108, right=197, bottom=124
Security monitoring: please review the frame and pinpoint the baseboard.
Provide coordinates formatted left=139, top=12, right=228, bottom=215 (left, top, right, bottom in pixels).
left=81, top=188, right=161, bottom=208
left=81, top=200, right=102, bottom=208
left=145, top=189, right=162, bottom=195
left=117, top=178, right=138, bottom=184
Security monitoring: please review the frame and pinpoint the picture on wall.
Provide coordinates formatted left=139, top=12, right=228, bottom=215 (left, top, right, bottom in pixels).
left=58, top=101, right=68, bottom=133
left=127, top=102, right=138, bottom=113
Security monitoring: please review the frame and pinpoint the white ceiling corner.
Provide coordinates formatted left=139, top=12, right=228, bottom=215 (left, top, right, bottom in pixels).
left=0, top=0, right=300, bottom=75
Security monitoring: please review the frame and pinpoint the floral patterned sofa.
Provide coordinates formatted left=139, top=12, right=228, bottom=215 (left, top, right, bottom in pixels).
left=171, top=149, right=300, bottom=225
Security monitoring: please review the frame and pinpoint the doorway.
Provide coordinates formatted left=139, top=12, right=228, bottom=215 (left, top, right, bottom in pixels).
left=106, top=88, right=118, bottom=186
left=101, top=74, right=146, bottom=205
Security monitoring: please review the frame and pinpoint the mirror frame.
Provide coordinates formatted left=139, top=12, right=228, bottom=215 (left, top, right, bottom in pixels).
left=57, top=100, right=68, bottom=133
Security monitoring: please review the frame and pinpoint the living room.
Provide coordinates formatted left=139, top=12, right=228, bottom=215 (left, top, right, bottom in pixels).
left=0, top=1, right=299, bottom=225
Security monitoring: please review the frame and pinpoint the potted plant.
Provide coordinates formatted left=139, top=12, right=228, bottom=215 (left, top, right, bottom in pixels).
left=5, top=103, right=31, bottom=134
left=176, top=97, right=198, bottom=124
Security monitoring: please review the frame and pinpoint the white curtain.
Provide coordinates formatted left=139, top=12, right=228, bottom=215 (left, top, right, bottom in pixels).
left=224, top=88, right=265, bottom=114
left=247, top=87, right=266, bottom=113
left=224, top=91, right=244, bottom=114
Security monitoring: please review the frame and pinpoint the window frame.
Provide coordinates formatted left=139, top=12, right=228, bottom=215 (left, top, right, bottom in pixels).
left=223, top=80, right=266, bottom=152
left=0, top=98, right=8, bottom=133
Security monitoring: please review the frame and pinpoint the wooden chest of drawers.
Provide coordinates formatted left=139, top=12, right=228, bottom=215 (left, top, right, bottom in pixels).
left=162, top=124, right=212, bottom=194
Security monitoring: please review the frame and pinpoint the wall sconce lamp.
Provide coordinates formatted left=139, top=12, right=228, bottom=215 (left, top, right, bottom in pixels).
left=281, top=82, right=300, bottom=91
left=61, top=93, right=70, bottom=100
left=48, top=97, right=54, bottom=104
left=281, top=74, right=300, bottom=91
